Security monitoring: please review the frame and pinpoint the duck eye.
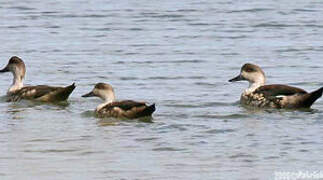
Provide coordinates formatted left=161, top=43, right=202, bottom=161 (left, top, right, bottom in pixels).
left=245, top=68, right=253, bottom=72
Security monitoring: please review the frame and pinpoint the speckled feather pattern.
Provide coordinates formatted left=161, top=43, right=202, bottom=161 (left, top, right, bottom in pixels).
left=8, top=84, right=75, bottom=102
left=241, top=92, right=282, bottom=108
left=240, top=87, right=323, bottom=109
left=95, top=100, right=154, bottom=118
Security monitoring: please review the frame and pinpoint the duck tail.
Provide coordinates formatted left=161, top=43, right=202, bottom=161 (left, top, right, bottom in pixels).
left=56, top=83, right=76, bottom=101
left=302, top=87, right=323, bottom=108
left=139, top=103, right=156, bottom=117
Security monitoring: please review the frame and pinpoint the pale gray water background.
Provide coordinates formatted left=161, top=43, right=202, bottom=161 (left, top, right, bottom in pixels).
left=1, top=0, right=323, bottom=179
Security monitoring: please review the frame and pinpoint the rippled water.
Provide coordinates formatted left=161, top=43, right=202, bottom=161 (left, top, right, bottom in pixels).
left=1, top=0, right=323, bottom=179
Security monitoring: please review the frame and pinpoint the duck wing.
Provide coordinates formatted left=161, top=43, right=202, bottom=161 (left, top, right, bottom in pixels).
left=100, top=100, right=156, bottom=118
left=105, top=100, right=147, bottom=111
left=9, top=83, right=75, bottom=102
left=254, top=84, right=307, bottom=97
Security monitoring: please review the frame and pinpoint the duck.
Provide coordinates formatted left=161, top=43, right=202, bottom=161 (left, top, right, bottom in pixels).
left=229, top=63, right=323, bottom=109
left=82, top=83, right=156, bottom=118
left=0, top=56, right=76, bottom=102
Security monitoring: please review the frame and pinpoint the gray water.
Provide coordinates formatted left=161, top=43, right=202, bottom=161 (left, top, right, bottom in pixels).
left=1, top=0, right=323, bottom=179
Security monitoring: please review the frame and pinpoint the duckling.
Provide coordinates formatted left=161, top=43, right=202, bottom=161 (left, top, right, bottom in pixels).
left=0, top=56, right=75, bottom=102
left=82, top=83, right=155, bottom=118
left=229, top=63, right=323, bottom=108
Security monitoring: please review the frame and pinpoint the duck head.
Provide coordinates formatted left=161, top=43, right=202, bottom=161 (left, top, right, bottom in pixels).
left=0, top=56, right=26, bottom=78
left=0, top=56, right=26, bottom=94
left=82, top=83, right=116, bottom=103
left=229, top=63, right=266, bottom=92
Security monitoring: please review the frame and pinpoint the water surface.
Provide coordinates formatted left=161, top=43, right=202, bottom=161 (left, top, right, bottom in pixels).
left=1, top=0, right=323, bottom=179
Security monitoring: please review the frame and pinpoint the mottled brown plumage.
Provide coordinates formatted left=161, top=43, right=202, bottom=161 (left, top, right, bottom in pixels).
left=230, top=63, right=323, bottom=108
left=254, top=84, right=307, bottom=97
left=8, top=84, right=76, bottom=102
left=82, top=83, right=156, bottom=119
left=0, top=56, right=75, bottom=102
left=97, top=100, right=155, bottom=119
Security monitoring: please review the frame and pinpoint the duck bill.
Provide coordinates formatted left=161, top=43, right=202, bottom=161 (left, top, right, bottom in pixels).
left=82, top=91, right=95, bottom=97
left=229, top=74, right=245, bottom=82
left=0, top=65, right=9, bottom=73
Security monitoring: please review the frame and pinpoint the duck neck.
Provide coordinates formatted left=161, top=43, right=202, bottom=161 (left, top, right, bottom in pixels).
left=8, top=72, right=24, bottom=95
left=245, top=77, right=265, bottom=94
left=96, top=93, right=116, bottom=111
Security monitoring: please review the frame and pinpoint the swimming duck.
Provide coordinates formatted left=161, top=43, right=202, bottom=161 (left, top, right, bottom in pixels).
left=82, top=83, right=156, bottom=118
left=229, top=63, right=323, bottom=108
left=0, top=56, right=75, bottom=102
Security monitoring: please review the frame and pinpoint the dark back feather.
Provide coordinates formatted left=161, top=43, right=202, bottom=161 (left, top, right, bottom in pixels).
left=103, top=100, right=146, bottom=111
left=9, top=85, right=61, bottom=101
left=9, top=83, right=75, bottom=102
left=135, top=104, right=156, bottom=117
left=98, top=100, right=155, bottom=118
left=301, top=87, right=323, bottom=108
left=254, top=84, right=307, bottom=97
